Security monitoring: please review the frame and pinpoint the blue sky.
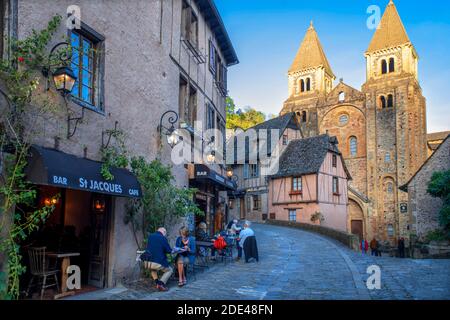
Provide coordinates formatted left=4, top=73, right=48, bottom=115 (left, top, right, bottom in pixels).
left=215, top=0, right=450, bottom=132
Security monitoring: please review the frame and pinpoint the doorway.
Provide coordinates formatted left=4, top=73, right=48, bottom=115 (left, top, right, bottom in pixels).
left=351, top=220, right=364, bottom=241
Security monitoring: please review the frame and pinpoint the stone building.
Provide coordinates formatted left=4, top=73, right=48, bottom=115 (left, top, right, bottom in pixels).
left=280, top=0, right=428, bottom=245
left=427, top=131, right=450, bottom=157
left=400, top=135, right=450, bottom=241
left=268, top=134, right=351, bottom=232
left=0, top=0, right=237, bottom=291
left=227, top=112, right=302, bottom=222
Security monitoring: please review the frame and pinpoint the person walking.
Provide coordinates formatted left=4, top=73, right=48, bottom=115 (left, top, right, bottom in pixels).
left=398, top=237, right=405, bottom=258
left=370, top=238, right=378, bottom=256
left=143, top=227, right=173, bottom=292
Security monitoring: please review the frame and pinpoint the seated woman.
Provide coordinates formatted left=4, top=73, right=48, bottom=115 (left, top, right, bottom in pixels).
left=175, top=227, right=196, bottom=287
left=196, top=222, right=217, bottom=260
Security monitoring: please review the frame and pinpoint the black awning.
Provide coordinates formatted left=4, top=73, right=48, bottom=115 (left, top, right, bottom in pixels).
left=25, top=145, right=141, bottom=198
left=192, top=164, right=237, bottom=191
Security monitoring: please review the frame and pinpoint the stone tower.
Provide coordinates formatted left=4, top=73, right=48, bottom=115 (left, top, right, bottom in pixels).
left=362, top=0, right=427, bottom=242
left=281, top=22, right=336, bottom=137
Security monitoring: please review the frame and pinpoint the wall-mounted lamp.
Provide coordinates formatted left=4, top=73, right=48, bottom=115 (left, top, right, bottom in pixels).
left=206, top=150, right=216, bottom=163
left=226, top=167, right=233, bottom=178
left=159, top=110, right=182, bottom=149
left=92, top=197, right=106, bottom=213
left=42, top=42, right=77, bottom=96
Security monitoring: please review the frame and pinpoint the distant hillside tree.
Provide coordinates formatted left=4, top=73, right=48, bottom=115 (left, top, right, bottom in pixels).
left=226, top=96, right=266, bottom=130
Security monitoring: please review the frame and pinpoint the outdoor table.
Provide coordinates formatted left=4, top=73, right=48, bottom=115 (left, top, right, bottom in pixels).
left=46, top=252, right=80, bottom=299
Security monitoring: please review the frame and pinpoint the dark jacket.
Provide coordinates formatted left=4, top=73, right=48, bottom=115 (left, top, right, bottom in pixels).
left=175, top=236, right=196, bottom=265
left=243, top=236, right=259, bottom=263
left=196, top=229, right=212, bottom=242
left=145, top=231, right=172, bottom=267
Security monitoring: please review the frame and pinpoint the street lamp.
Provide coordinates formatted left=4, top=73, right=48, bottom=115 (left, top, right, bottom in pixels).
left=42, top=42, right=77, bottom=95
left=226, top=167, right=233, bottom=178
left=159, top=110, right=181, bottom=148
left=206, top=150, right=216, bottom=163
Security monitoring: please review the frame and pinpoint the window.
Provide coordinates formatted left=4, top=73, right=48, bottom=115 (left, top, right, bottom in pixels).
left=306, top=78, right=311, bottom=91
left=292, top=177, right=302, bottom=192
left=288, top=209, right=297, bottom=222
left=218, top=117, right=226, bottom=161
left=246, top=196, right=251, bottom=212
left=179, top=77, right=197, bottom=127
left=282, top=134, right=288, bottom=145
left=389, top=58, right=395, bottom=73
left=381, top=59, right=387, bottom=74
left=181, top=0, right=198, bottom=47
left=339, top=114, right=348, bottom=126
left=250, top=164, right=259, bottom=178
left=332, top=154, right=337, bottom=167
left=206, top=104, right=215, bottom=130
left=387, top=224, right=394, bottom=237
left=387, top=94, right=394, bottom=108
left=332, top=177, right=339, bottom=194
left=243, top=164, right=249, bottom=179
left=349, top=136, right=357, bottom=156
left=385, top=152, right=391, bottom=163
left=338, top=91, right=345, bottom=102
left=253, top=195, right=261, bottom=211
left=387, top=182, right=393, bottom=194
left=380, top=95, right=387, bottom=108
left=302, top=111, right=307, bottom=122
left=70, top=28, right=104, bottom=108
left=209, top=39, right=216, bottom=75
left=300, top=79, right=305, bottom=93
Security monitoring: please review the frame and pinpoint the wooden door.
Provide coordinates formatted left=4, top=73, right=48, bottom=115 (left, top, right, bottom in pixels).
left=351, top=220, right=363, bottom=241
left=240, top=198, right=245, bottom=220
left=88, top=196, right=110, bottom=288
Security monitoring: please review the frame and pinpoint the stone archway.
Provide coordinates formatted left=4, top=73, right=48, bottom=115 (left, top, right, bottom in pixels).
left=348, top=199, right=365, bottom=241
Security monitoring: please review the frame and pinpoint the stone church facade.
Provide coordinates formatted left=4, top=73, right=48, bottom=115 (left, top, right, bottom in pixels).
left=280, top=1, right=428, bottom=245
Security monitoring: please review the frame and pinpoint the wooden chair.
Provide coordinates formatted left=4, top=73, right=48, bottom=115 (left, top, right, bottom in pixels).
left=26, top=247, right=60, bottom=299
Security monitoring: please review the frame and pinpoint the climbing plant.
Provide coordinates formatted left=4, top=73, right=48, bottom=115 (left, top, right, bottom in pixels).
left=100, top=128, right=129, bottom=181
left=0, top=15, right=65, bottom=299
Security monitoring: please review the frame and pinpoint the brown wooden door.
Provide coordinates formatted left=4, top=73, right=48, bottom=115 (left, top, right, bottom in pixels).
left=351, top=220, right=363, bottom=241
left=240, top=198, right=245, bottom=219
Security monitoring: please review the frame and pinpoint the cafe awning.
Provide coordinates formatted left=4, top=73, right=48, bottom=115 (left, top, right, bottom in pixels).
left=192, top=164, right=237, bottom=191
left=25, top=145, right=142, bottom=198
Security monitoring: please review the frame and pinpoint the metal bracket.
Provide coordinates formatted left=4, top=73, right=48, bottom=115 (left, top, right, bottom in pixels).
left=101, top=121, right=119, bottom=148
left=67, top=107, right=85, bottom=139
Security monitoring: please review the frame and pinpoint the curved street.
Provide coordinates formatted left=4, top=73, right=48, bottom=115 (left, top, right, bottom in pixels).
left=71, top=223, right=450, bottom=300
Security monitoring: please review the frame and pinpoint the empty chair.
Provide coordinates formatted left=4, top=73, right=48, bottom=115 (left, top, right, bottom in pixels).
left=27, top=247, right=59, bottom=299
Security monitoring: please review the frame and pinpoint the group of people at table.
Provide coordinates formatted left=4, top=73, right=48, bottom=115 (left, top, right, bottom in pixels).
left=141, top=220, right=254, bottom=292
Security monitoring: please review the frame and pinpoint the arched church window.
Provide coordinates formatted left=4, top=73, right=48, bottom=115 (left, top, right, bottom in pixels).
left=302, top=111, right=307, bottom=122
left=387, top=94, right=394, bottom=108
left=381, top=59, right=387, bottom=74
left=306, top=78, right=311, bottom=91
left=338, top=91, right=345, bottom=102
left=389, top=58, right=395, bottom=73
left=300, top=79, right=305, bottom=93
left=380, top=96, right=387, bottom=108
left=387, top=182, right=393, bottom=194
left=339, top=114, right=348, bottom=126
left=349, top=136, right=357, bottom=156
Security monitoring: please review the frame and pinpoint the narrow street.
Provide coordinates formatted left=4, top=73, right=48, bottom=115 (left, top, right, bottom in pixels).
left=70, top=223, right=450, bottom=300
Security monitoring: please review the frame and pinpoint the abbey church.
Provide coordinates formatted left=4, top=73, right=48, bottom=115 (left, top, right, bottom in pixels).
left=279, top=0, right=428, bottom=244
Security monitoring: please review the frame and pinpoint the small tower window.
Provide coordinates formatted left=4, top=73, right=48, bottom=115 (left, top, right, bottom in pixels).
left=306, top=78, right=311, bottom=91
left=387, top=94, right=394, bottom=108
left=339, top=114, right=348, bottom=126
left=387, top=182, right=393, bottom=194
left=349, top=136, right=357, bottom=156
left=381, top=59, right=387, bottom=74
left=302, top=111, right=307, bottom=122
left=338, top=91, right=345, bottom=102
left=380, top=96, right=387, bottom=108
left=385, top=152, right=391, bottom=163
left=300, top=79, right=305, bottom=93
left=389, top=58, right=395, bottom=73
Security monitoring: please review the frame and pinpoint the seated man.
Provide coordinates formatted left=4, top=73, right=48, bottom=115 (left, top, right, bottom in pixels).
left=236, top=220, right=254, bottom=261
left=144, top=227, right=173, bottom=291
left=196, top=222, right=217, bottom=259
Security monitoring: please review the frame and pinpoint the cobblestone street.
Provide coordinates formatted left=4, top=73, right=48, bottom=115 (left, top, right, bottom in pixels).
left=70, top=223, right=450, bottom=300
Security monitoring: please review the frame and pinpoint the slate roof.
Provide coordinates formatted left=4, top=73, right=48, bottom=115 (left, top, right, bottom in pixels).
left=271, top=134, right=351, bottom=179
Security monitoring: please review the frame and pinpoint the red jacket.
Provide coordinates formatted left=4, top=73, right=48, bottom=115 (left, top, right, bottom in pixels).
left=360, top=240, right=369, bottom=251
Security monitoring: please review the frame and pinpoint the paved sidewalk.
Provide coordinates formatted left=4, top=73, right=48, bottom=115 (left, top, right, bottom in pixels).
left=68, top=223, right=450, bottom=300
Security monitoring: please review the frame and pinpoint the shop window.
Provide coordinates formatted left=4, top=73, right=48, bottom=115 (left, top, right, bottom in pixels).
left=292, top=176, right=302, bottom=192
left=332, top=177, right=339, bottom=195
left=252, top=195, right=261, bottom=211
left=339, top=114, right=348, bottom=126
left=349, top=136, right=357, bottom=156
left=70, top=26, right=105, bottom=110
left=289, top=209, right=297, bottom=221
